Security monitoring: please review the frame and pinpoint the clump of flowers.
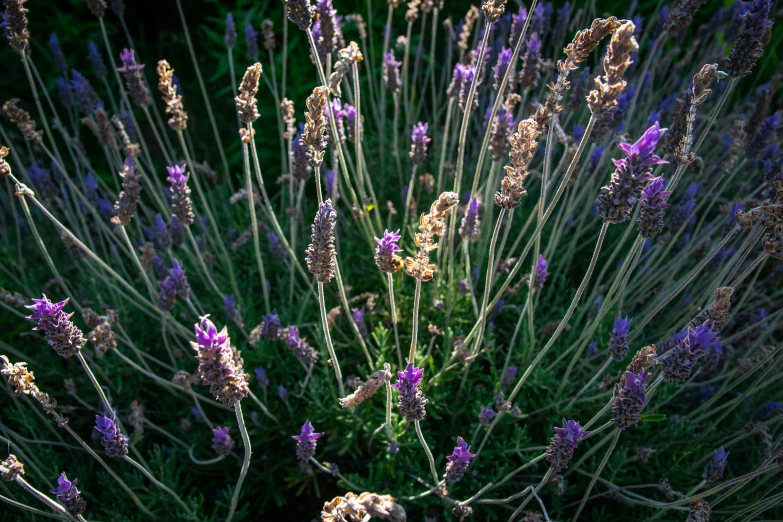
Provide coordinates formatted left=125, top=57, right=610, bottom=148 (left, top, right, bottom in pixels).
left=443, top=437, right=475, bottom=483
left=612, top=371, right=647, bottom=429
left=546, top=419, right=589, bottom=471
left=661, top=321, right=721, bottom=383
left=26, top=295, right=86, bottom=358
left=50, top=472, right=87, bottom=517
left=212, top=427, right=235, bottom=456
left=191, top=316, right=249, bottom=407
left=608, top=316, right=632, bottom=361
left=292, top=420, right=322, bottom=469
left=703, top=447, right=729, bottom=483
left=95, top=415, right=128, bottom=457
left=392, top=363, right=427, bottom=422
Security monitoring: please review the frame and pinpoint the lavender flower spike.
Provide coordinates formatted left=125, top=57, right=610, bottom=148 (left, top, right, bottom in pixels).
left=595, top=122, right=668, bottom=224
left=608, top=316, right=632, bottom=361
left=259, top=310, right=284, bottom=341
left=292, top=420, right=322, bottom=467
left=50, top=472, right=87, bottom=516
left=703, top=447, right=729, bottom=483
left=383, top=51, right=402, bottom=93
left=612, top=371, right=647, bottom=429
left=392, top=363, right=427, bottom=422
left=460, top=196, right=482, bottom=242
left=637, top=177, right=671, bottom=239
left=224, top=13, right=237, bottom=49
left=306, top=199, right=338, bottom=283
left=409, top=122, right=431, bottom=166
left=284, top=326, right=319, bottom=364
left=212, top=426, right=235, bottom=456
left=661, top=321, right=720, bottom=383
left=375, top=229, right=403, bottom=273
left=118, top=48, right=152, bottom=108
left=26, top=295, right=86, bottom=358
left=529, top=254, right=549, bottom=291
left=546, top=419, right=589, bottom=471
left=95, top=415, right=129, bottom=457
left=167, top=164, right=194, bottom=226
left=726, top=0, right=773, bottom=79
left=479, top=407, right=497, bottom=425
left=287, top=0, right=316, bottom=31
left=444, top=437, right=475, bottom=483
left=191, top=316, right=249, bottom=407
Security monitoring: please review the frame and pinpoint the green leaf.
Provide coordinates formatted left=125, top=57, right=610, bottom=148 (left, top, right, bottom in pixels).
left=639, top=413, right=667, bottom=422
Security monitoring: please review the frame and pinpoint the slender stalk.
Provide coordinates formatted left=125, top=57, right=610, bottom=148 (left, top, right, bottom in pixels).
left=388, top=273, right=403, bottom=369
left=118, top=225, right=157, bottom=300
left=472, top=208, right=507, bottom=356
left=174, top=0, right=230, bottom=178
left=414, top=420, right=439, bottom=485
left=692, top=78, right=737, bottom=154
left=408, top=278, right=423, bottom=363
left=508, top=467, right=555, bottom=522
left=226, top=403, right=252, bottom=522
left=13, top=476, right=77, bottom=522
left=122, top=455, right=194, bottom=518
left=318, top=282, right=346, bottom=398
left=241, top=140, right=271, bottom=313
left=571, top=429, right=622, bottom=521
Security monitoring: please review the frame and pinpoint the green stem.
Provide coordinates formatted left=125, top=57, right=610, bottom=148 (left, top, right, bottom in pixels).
left=225, top=402, right=252, bottom=522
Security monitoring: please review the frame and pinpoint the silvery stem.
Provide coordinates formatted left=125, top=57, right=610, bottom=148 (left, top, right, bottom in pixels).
left=225, top=403, right=252, bottom=522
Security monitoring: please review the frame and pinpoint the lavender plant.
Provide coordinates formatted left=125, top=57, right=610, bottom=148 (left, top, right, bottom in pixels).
left=0, top=0, right=781, bottom=520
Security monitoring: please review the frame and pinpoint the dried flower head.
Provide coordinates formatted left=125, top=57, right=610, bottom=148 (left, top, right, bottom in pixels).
left=482, top=0, right=508, bottom=24
left=191, top=316, right=249, bottom=407
left=111, top=156, right=141, bottom=226
left=1, top=356, right=64, bottom=425
left=236, top=63, right=262, bottom=124
left=261, top=19, right=275, bottom=51
left=664, top=0, right=709, bottom=35
left=358, top=492, right=406, bottom=521
left=444, top=437, right=475, bottom=483
left=496, top=118, right=541, bottom=209
left=287, top=0, right=316, bottom=31
left=686, top=498, right=711, bottom=522
left=3, top=0, right=30, bottom=53
left=0, top=454, right=24, bottom=482
left=587, top=20, right=637, bottom=122
left=404, top=192, right=459, bottom=281
left=26, top=295, right=86, bottom=358
left=301, top=86, right=329, bottom=168
left=86, top=0, right=107, bottom=18
left=306, top=199, right=338, bottom=283
left=2, top=98, right=43, bottom=143
left=340, top=366, right=391, bottom=408
left=156, top=60, right=188, bottom=131
left=392, top=363, right=427, bottom=421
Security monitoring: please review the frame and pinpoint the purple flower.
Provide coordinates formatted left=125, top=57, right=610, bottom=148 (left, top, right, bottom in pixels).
left=344, top=103, right=360, bottom=143
left=509, top=6, right=528, bottom=48
left=157, top=259, right=190, bottom=310
left=375, top=229, right=402, bottom=273
left=224, top=13, right=237, bottom=49
left=353, top=307, right=369, bottom=342
left=383, top=51, right=402, bottom=93
left=388, top=442, right=399, bottom=455
left=409, top=122, right=431, bottom=166
left=479, top=407, right=497, bottom=425
left=546, top=419, right=589, bottom=471
left=70, top=70, right=102, bottom=115
left=50, top=472, right=86, bottom=516
left=245, top=23, right=259, bottom=60
left=259, top=310, right=283, bottom=340
left=278, top=385, right=289, bottom=402
left=529, top=254, right=549, bottom=291
left=284, top=326, right=319, bottom=364
left=637, top=177, right=672, bottom=238
left=266, top=232, right=286, bottom=261
left=254, top=367, right=270, bottom=389
left=458, top=279, right=470, bottom=295
left=292, top=420, right=322, bottom=466
left=26, top=295, right=86, bottom=358
left=612, top=371, right=647, bottom=429
left=323, top=169, right=339, bottom=201
left=608, top=316, right=632, bottom=361
left=153, top=214, right=171, bottom=250
left=493, top=47, right=513, bottom=92
left=167, top=164, right=194, bottom=226
left=224, top=295, right=243, bottom=327
left=596, top=122, right=668, bottom=224
left=48, top=34, right=67, bottom=73
left=519, top=33, right=542, bottom=92
left=703, top=447, right=729, bottom=482
left=212, top=426, right=235, bottom=457
left=56, top=77, right=73, bottom=108
left=324, top=98, right=345, bottom=146
left=587, top=341, right=599, bottom=356
left=502, top=366, right=517, bottom=389
left=662, top=321, right=721, bottom=383
left=460, top=196, right=482, bottom=242
left=727, top=0, right=773, bottom=78
left=392, top=363, right=427, bottom=422
left=444, top=437, right=475, bottom=483
left=95, top=415, right=128, bottom=457
left=191, top=316, right=249, bottom=406
left=305, top=199, right=338, bottom=283
left=87, top=41, right=107, bottom=79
